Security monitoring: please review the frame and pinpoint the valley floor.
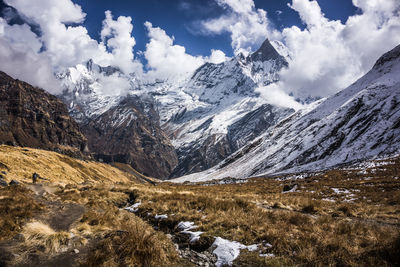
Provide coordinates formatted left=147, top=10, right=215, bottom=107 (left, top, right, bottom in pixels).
left=0, top=146, right=399, bottom=266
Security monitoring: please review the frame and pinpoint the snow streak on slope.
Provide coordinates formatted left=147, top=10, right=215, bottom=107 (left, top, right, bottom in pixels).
left=174, top=44, right=400, bottom=182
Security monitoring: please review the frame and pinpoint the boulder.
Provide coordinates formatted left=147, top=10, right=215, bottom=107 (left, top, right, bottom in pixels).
left=9, top=179, right=19, bottom=186
left=283, top=184, right=298, bottom=192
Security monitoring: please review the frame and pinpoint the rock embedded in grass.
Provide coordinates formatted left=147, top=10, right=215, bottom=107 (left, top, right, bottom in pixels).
left=9, top=180, right=19, bottom=186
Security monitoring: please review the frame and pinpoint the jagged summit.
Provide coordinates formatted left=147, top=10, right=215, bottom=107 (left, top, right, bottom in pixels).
left=250, top=38, right=288, bottom=65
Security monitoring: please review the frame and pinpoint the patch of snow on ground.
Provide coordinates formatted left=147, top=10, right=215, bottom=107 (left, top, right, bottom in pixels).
left=124, top=202, right=141, bottom=213
left=177, top=221, right=197, bottom=231
left=201, top=178, right=249, bottom=186
left=155, top=214, right=168, bottom=220
left=177, top=221, right=203, bottom=243
left=246, top=244, right=259, bottom=252
left=260, top=253, right=275, bottom=257
left=212, top=237, right=259, bottom=267
left=331, top=188, right=351, bottom=194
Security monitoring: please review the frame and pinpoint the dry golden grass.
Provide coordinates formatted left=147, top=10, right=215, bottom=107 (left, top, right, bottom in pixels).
left=0, top=145, right=140, bottom=184
left=106, top=156, right=400, bottom=266
left=0, top=185, right=43, bottom=240
left=81, top=216, right=184, bottom=267
left=22, top=221, right=70, bottom=254
left=56, top=184, right=186, bottom=267
left=1, top=145, right=399, bottom=266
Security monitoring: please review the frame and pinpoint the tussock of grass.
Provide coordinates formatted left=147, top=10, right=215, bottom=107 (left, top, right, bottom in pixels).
left=82, top=218, right=182, bottom=267
left=22, top=221, right=70, bottom=254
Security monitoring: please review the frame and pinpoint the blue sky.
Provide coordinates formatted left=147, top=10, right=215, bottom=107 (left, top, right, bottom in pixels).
left=73, top=0, right=358, bottom=57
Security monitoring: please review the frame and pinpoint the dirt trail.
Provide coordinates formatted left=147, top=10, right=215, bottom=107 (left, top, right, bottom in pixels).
left=0, top=183, right=86, bottom=267
left=26, top=184, right=85, bottom=231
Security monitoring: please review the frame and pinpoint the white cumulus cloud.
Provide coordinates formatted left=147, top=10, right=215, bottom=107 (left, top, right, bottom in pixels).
left=200, top=0, right=280, bottom=55
left=208, top=49, right=229, bottom=64
left=144, top=22, right=207, bottom=80
left=101, top=10, right=142, bottom=74
left=199, top=0, right=400, bottom=101
left=1, top=0, right=144, bottom=95
left=275, top=0, right=400, bottom=99
left=0, top=18, right=61, bottom=93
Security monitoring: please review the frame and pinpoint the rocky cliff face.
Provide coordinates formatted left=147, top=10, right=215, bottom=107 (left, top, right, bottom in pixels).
left=81, top=95, right=178, bottom=179
left=0, top=71, right=87, bottom=155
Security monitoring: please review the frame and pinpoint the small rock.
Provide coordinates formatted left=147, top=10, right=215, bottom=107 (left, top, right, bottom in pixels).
left=174, top=244, right=179, bottom=252
left=74, top=249, right=79, bottom=254
left=282, top=184, right=297, bottom=192
left=9, top=180, right=19, bottom=186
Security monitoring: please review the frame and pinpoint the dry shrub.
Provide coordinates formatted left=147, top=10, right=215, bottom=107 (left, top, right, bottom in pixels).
left=288, top=213, right=311, bottom=226
left=22, top=221, right=70, bottom=254
left=82, top=217, right=182, bottom=267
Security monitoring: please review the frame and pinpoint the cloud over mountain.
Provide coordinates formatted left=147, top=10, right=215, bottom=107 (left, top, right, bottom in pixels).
left=0, top=0, right=399, bottom=103
left=199, top=0, right=400, bottom=99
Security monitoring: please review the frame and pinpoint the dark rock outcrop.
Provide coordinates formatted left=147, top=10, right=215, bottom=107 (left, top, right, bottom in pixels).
left=0, top=71, right=87, bottom=154
left=81, top=96, right=178, bottom=179
left=250, top=39, right=288, bottom=66
left=8, top=179, right=19, bottom=186
left=227, top=104, right=294, bottom=151
left=170, top=134, right=232, bottom=178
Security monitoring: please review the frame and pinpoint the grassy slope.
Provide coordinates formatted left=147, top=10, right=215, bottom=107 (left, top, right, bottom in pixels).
left=0, top=145, right=143, bottom=184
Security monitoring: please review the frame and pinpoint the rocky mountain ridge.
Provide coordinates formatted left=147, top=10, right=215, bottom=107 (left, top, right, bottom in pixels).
left=81, top=95, right=178, bottom=179
left=0, top=71, right=87, bottom=156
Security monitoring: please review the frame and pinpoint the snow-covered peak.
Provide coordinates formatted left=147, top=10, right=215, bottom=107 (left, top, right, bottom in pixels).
left=250, top=38, right=288, bottom=64
left=56, top=59, right=134, bottom=123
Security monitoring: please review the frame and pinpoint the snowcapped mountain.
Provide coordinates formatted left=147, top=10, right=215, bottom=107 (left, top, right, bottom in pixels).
left=57, top=38, right=292, bottom=179
left=151, top=39, right=292, bottom=177
left=174, top=44, right=400, bottom=182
